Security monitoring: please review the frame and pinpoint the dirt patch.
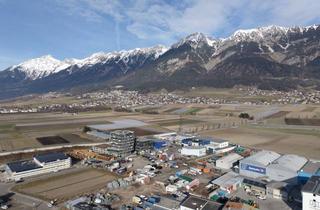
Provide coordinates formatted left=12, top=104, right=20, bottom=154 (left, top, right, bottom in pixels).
left=302, top=107, right=317, bottom=112
left=112, top=182, right=165, bottom=209
left=13, top=168, right=118, bottom=203
left=155, top=119, right=203, bottom=126
left=285, top=118, right=320, bottom=126
left=36, top=136, right=70, bottom=145
left=264, top=111, right=290, bottom=119
left=36, top=134, right=93, bottom=145
left=59, top=134, right=93, bottom=143
left=163, top=107, right=180, bottom=113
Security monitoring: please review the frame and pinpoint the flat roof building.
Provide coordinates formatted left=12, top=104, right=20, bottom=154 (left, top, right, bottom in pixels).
left=151, top=196, right=180, bottom=210
left=298, top=160, right=320, bottom=184
left=180, top=196, right=222, bottom=210
left=239, top=150, right=281, bottom=178
left=7, top=160, right=41, bottom=174
left=302, top=176, right=320, bottom=210
left=106, top=130, right=136, bottom=157
left=6, top=152, right=71, bottom=181
left=34, top=152, right=69, bottom=164
left=216, top=153, right=243, bottom=170
left=136, top=138, right=153, bottom=152
left=206, top=138, right=229, bottom=154
left=267, top=154, right=308, bottom=183
left=181, top=146, right=206, bottom=157
left=211, top=171, right=244, bottom=193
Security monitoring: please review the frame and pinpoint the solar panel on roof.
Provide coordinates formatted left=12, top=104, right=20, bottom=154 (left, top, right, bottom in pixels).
left=34, top=152, right=68, bottom=163
left=7, top=160, right=42, bottom=173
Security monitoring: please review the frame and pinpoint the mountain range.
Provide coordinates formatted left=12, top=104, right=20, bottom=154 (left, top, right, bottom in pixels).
left=1, top=24, right=320, bottom=99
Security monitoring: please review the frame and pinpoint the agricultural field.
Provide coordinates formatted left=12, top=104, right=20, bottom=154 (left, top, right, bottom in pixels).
left=154, top=118, right=204, bottom=127
left=13, top=168, right=118, bottom=203
left=176, top=87, right=278, bottom=102
left=201, top=126, right=320, bottom=159
left=1, top=102, right=320, bottom=160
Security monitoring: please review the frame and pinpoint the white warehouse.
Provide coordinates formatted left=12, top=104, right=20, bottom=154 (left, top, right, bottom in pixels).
left=267, top=154, right=308, bottom=183
left=216, top=153, right=243, bottom=170
left=181, top=146, right=206, bottom=157
left=239, top=150, right=281, bottom=178
left=205, top=138, right=229, bottom=154
left=6, top=153, right=71, bottom=181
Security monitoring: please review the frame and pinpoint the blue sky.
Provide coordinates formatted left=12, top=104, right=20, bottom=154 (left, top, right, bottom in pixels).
left=0, top=0, right=320, bottom=70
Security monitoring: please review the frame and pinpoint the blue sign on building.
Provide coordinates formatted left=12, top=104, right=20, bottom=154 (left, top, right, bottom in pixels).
left=241, top=163, right=266, bottom=174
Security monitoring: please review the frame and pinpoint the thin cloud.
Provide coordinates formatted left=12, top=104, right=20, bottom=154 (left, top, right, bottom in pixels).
left=55, top=0, right=320, bottom=41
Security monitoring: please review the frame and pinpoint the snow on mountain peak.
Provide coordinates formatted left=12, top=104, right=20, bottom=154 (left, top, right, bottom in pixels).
left=75, top=45, right=168, bottom=68
left=119, top=45, right=168, bottom=59
left=231, top=25, right=290, bottom=42
left=9, top=55, right=72, bottom=80
left=230, top=25, right=319, bottom=42
left=172, top=32, right=217, bottom=49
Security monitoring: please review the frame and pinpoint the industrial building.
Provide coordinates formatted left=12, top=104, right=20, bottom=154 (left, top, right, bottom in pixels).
left=298, top=160, right=320, bottom=184
left=6, top=152, right=71, bottom=181
left=239, top=150, right=280, bottom=178
left=153, top=140, right=167, bottom=150
left=216, top=153, right=243, bottom=170
left=106, top=130, right=136, bottom=157
left=211, top=171, right=243, bottom=193
left=302, top=175, right=320, bottom=210
left=205, top=138, right=229, bottom=154
left=266, top=154, right=308, bottom=183
left=86, top=130, right=110, bottom=140
left=181, top=138, right=211, bottom=147
left=180, top=195, right=222, bottom=210
left=135, top=138, right=153, bottom=152
left=181, top=146, right=206, bottom=157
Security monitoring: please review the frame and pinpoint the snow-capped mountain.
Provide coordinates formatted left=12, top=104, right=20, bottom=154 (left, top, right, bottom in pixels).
left=4, top=45, right=168, bottom=81
left=7, top=55, right=75, bottom=80
left=231, top=25, right=319, bottom=41
left=0, top=24, right=320, bottom=99
left=73, top=45, right=167, bottom=71
left=172, top=32, right=217, bottom=49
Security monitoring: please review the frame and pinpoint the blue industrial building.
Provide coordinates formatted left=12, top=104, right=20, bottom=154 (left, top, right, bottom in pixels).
left=153, top=140, right=167, bottom=150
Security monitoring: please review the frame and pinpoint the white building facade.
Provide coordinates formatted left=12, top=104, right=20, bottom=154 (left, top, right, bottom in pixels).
left=6, top=153, right=71, bottom=181
left=181, top=146, right=206, bottom=157
left=239, top=150, right=281, bottom=178
left=302, top=176, right=320, bottom=210
left=216, top=153, right=243, bottom=169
